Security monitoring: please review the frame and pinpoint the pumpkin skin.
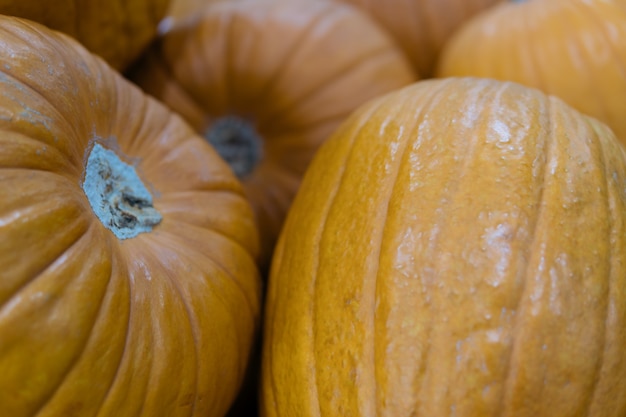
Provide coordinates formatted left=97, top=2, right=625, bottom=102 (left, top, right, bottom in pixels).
left=129, top=0, right=417, bottom=271
left=436, top=0, right=626, bottom=145
left=166, top=0, right=225, bottom=21
left=0, top=16, right=261, bottom=417
left=332, top=0, right=500, bottom=78
left=261, top=77, right=626, bottom=417
left=0, top=0, right=170, bottom=70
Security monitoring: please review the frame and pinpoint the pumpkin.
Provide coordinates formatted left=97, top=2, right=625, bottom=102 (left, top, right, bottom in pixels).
left=166, top=0, right=226, bottom=21
left=261, top=77, right=626, bottom=416
left=436, top=0, right=626, bottom=145
left=331, top=0, right=500, bottom=78
left=0, top=16, right=261, bottom=417
left=129, top=0, right=417, bottom=271
left=0, top=0, right=170, bottom=70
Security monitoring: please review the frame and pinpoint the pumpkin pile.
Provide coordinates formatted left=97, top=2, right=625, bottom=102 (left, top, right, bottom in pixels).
left=0, top=0, right=625, bottom=416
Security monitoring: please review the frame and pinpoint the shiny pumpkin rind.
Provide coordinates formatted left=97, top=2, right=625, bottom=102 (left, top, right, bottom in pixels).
left=261, top=77, right=626, bottom=417
left=129, top=0, right=417, bottom=271
left=436, top=0, right=626, bottom=145
left=0, top=16, right=261, bottom=417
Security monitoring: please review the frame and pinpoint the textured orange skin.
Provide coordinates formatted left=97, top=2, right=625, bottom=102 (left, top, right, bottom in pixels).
left=129, top=0, right=417, bottom=271
left=436, top=0, right=626, bottom=146
left=334, top=0, right=500, bottom=78
left=0, top=0, right=170, bottom=70
left=261, top=77, right=626, bottom=417
left=0, top=17, right=261, bottom=417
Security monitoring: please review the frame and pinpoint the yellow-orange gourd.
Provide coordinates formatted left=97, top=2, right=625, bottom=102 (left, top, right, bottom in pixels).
left=0, top=16, right=260, bottom=417
left=261, top=77, right=626, bottom=417
left=437, top=0, right=626, bottom=144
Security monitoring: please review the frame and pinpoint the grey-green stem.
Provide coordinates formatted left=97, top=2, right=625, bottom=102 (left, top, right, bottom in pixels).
left=83, top=143, right=161, bottom=239
left=204, top=116, right=263, bottom=178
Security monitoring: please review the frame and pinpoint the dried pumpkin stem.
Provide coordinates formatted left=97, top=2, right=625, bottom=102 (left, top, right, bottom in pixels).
left=204, top=116, right=263, bottom=178
left=82, top=143, right=161, bottom=239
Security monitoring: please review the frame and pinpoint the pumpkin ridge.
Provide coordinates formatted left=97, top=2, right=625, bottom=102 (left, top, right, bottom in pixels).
left=0, top=69, right=59, bottom=129
left=270, top=101, right=383, bottom=417
left=261, top=43, right=408, bottom=129
left=148, top=247, right=201, bottom=417
left=50, top=235, right=127, bottom=416
left=148, top=234, right=257, bottom=413
left=0, top=136, right=79, bottom=178
left=155, top=191, right=256, bottom=254
left=115, top=81, right=172, bottom=165
left=24, top=224, right=114, bottom=416
left=158, top=224, right=259, bottom=322
left=584, top=119, right=617, bottom=415
left=370, top=79, right=457, bottom=414
left=0, top=201, right=89, bottom=305
left=310, top=97, right=388, bottom=416
left=413, top=80, right=508, bottom=414
left=265, top=112, right=348, bottom=142
left=129, top=289, right=154, bottom=417
left=141, top=137, right=245, bottom=196
left=95, top=270, right=155, bottom=416
left=0, top=72, right=71, bottom=152
left=495, top=94, right=553, bottom=416
left=598, top=142, right=626, bottom=414
left=368, top=107, right=417, bottom=414
left=244, top=3, right=341, bottom=120
left=92, top=245, right=134, bottom=417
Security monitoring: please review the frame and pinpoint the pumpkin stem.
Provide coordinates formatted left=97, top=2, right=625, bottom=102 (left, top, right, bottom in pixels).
left=204, top=116, right=263, bottom=178
left=82, top=143, right=162, bottom=239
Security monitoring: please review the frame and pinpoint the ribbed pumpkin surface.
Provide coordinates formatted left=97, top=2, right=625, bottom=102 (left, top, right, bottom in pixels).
left=0, top=17, right=260, bottom=417
left=261, top=77, right=626, bottom=417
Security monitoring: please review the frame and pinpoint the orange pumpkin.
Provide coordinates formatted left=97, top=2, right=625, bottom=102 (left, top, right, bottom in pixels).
left=261, top=77, right=626, bottom=416
left=333, top=0, right=500, bottom=78
left=0, top=0, right=170, bottom=70
left=129, top=0, right=417, bottom=271
left=436, top=0, right=626, bottom=144
left=166, top=0, right=225, bottom=21
left=0, top=16, right=260, bottom=417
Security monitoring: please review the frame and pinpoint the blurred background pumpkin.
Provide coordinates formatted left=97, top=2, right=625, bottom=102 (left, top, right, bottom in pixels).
left=330, top=0, right=501, bottom=78
left=129, top=0, right=418, bottom=272
left=0, top=0, right=170, bottom=70
left=437, top=0, right=626, bottom=144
